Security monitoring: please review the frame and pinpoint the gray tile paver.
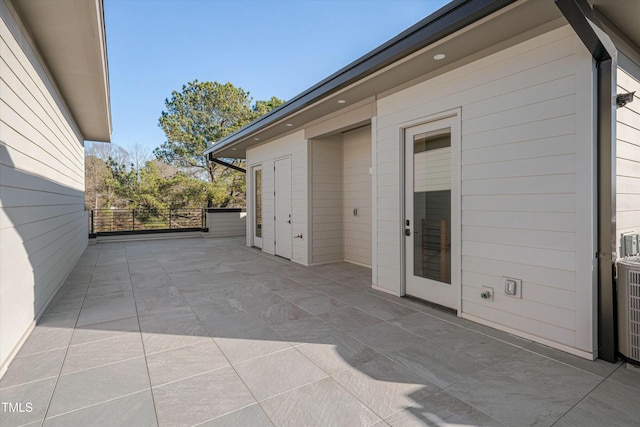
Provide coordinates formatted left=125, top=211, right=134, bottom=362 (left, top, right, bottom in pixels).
left=2, top=236, right=639, bottom=427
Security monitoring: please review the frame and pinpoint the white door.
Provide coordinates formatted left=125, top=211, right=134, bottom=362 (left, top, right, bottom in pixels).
left=252, top=165, right=263, bottom=248
left=404, top=117, right=459, bottom=310
left=274, top=157, right=292, bottom=259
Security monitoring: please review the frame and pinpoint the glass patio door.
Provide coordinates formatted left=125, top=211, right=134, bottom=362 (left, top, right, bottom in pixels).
left=404, top=117, right=458, bottom=309
left=252, top=165, right=262, bottom=248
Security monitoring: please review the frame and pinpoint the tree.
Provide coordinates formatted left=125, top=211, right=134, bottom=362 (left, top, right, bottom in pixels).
left=155, top=80, right=284, bottom=207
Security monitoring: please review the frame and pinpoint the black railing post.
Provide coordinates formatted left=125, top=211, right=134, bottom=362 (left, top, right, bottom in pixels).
left=132, top=209, right=135, bottom=231
left=90, top=210, right=94, bottom=234
left=169, top=208, right=172, bottom=229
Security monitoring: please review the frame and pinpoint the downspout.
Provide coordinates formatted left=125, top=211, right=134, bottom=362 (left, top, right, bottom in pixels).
left=555, top=0, right=617, bottom=362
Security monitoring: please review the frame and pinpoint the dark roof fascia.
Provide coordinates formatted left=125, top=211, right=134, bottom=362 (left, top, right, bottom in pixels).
left=554, top=0, right=615, bottom=61
left=204, top=0, right=517, bottom=156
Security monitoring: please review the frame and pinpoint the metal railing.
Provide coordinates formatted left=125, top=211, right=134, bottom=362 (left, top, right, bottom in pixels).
left=89, top=208, right=206, bottom=235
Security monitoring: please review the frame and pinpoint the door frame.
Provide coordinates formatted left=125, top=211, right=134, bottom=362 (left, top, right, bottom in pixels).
left=400, top=109, right=461, bottom=314
left=250, top=163, right=263, bottom=249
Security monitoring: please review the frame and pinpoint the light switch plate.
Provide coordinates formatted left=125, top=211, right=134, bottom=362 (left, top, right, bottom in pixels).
left=503, top=277, right=522, bottom=298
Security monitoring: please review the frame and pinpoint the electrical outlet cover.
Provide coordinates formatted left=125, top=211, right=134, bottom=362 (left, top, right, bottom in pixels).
left=503, top=277, right=522, bottom=298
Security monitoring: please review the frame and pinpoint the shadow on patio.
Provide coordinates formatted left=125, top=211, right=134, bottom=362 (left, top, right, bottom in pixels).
left=1, top=237, right=640, bottom=426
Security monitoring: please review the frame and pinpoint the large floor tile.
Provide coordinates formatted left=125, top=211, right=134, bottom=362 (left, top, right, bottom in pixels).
left=262, top=377, right=380, bottom=426
left=16, top=325, right=74, bottom=356
left=0, top=377, right=57, bottom=427
left=554, top=377, right=640, bottom=427
left=199, top=403, right=273, bottom=426
left=294, top=295, right=348, bottom=315
left=146, top=339, right=229, bottom=387
left=337, top=292, right=416, bottom=321
left=297, top=329, right=379, bottom=375
left=69, top=315, right=140, bottom=346
left=134, top=286, right=189, bottom=315
left=47, top=357, right=151, bottom=417
left=153, top=367, right=255, bottom=426
left=269, top=317, right=335, bottom=344
left=234, top=348, right=327, bottom=401
left=526, top=342, right=621, bottom=378
left=0, top=348, right=66, bottom=388
left=76, top=298, right=137, bottom=327
left=43, top=390, right=157, bottom=427
left=384, top=390, right=503, bottom=427
left=388, top=341, right=486, bottom=388
left=333, top=356, right=437, bottom=419
left=61, top=333, right=144, bottom=374
left=139, top=307, right=210, bottom=354
left=254, top=300, right=312, bottom=326
left=319, top=307, right=382, bottom=332
left=607, top=362, right=640, bottom=391
left=214, top=325, right=292, bottom=364
left=347, top=322, right=425, bottom=354
left=446, top=350, right=602, bottom=426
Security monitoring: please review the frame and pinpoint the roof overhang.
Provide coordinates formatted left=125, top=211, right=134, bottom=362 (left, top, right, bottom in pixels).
left=205, top=0, right=640, bottom=160
left=12, top=0, right=112, bottom=142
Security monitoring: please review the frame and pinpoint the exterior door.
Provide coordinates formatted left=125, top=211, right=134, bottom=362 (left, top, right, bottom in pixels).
left=404, top=117, right=459, bottom=310
left=252, top=165, right=262, bottom=248
left=274, top=157, right=292, bottom=259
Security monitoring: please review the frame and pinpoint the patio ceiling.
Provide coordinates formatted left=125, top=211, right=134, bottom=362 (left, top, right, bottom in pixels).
left=11, top=0, right=111, bottom=143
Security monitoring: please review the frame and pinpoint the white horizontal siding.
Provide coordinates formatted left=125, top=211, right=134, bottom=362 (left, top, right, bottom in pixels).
left=207, top=211, right=246, bottom=237
left=0, top=0, right=87, bottom=371
left=375, top=26, right=595, bottom=353
left=311, top=136, right=343, bottom=264
left=246, top=130, right=308, bottom=264
left=616, top=57, right=640, bottom=250
left=343, top=126, right=372, bottom=267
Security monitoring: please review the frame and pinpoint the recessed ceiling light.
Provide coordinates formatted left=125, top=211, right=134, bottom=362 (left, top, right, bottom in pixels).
left=337, top=99, right=346, bottom=104
left=231, top=148, right=237, bottom=151
left=285, top=123, right=293, bottom=127
left=253, top=137, right=260, bottom=141
left=433, top=53, right=446, bottom=60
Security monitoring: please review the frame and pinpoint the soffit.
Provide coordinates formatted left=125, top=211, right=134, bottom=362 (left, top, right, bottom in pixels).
left=210, top=0, right=563, bottom=159
left=12, top=0, right=112, bottom=142
left=591, top=0, right=640, bottom=51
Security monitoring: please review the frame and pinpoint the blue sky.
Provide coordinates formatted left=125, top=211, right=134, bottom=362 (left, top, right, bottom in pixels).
left=104, top=0, right=450, bottom=153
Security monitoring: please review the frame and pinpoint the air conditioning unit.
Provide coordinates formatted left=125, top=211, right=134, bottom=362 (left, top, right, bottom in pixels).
left=617, top=256, right=640, bottom=365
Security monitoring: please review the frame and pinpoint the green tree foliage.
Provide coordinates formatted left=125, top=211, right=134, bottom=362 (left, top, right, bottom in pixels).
left=155, top=80, right=283, bottom=207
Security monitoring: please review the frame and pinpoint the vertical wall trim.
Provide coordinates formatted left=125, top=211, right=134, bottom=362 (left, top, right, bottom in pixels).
left=555, top=0, right=618, bottom=362
left=371, top=117, right=378, bottom=286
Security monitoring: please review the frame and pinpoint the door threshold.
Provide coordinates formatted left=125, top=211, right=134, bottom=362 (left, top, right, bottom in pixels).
left=403, top=295, right=457, bottom=316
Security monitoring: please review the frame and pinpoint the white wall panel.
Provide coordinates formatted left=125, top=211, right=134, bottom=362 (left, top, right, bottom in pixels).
left=343, top=126, right=372, bottom=267
left=616, top=56, right=640, bottom=248
left=375, top=26, right=595, bottom=355
left=0, top=1, right=87, bottom=372
left=246, top=131, right=308, bottom=264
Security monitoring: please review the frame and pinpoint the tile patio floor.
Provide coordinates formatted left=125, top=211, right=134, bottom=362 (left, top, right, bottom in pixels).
left=1, top=236, right=640, bottom=426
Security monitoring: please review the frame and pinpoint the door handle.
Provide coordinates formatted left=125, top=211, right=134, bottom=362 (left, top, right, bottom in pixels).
left=405, top=229, right=411, bottom=236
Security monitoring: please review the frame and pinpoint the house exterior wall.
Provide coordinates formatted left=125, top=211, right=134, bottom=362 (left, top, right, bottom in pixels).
left=375, top=26, right=597, bottom=357
left=0, top=0, right=88, bottom=371
left=206, top=209, right=246, bottom=237
left=616, top=53, right=640, bottom=252
left=310, top=136, right=343, bottom=264
left=246, top=130, right=308, bottom=264
left=343, top=126, right=372, bottom=267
